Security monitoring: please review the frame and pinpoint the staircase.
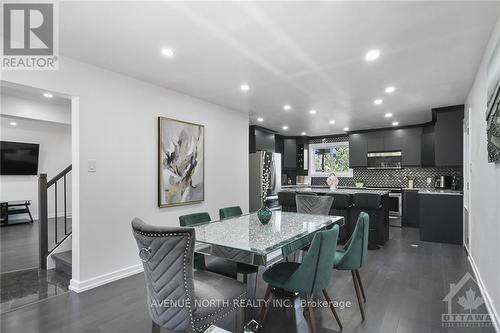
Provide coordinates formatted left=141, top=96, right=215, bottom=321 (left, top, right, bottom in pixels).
left=52, top=251, right=72, bottom=276
left=38, top=165, right=72, bottom=271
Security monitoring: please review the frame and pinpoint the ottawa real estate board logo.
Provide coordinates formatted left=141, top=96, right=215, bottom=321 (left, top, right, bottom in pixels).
left=1, top=1, right=59, bottom=70
left=442, top=272, right=492, bottom=328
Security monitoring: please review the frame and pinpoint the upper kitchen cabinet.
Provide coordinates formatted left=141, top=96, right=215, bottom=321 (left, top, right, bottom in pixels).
left=249, top=125, right=276, bottom=153
left=283, top=137, right=297, bottom=169
left=349, top=133, right=368, bottom=167
left=400, top=128, right=422, bottom=166
left=420, top=106, right=464, bottom=167
left=433, top=106, right=464, bottom=167
left=295, top=137, right=309, bottom=175
left=349, top=128, right=422, bottom=167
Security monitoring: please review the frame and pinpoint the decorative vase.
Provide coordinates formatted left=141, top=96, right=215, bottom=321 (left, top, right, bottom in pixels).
left=257, top=206, right=272, bottom=224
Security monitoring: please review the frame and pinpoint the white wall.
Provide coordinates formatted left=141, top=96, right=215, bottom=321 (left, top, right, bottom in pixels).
left=465, top=16, right=500, bottom=330
left=0, top=103, right=72, bottom=220
left=2, top=56, right=249, bottom=291
left=1, top=94, right=71, bottom=125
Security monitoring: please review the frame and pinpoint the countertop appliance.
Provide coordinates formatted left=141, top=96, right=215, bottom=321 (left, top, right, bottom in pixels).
left=434, top=176, right=453, bottom=189
left=249, top=152, right=282, bottom=212
left=367, top=151, right=402, bottom=169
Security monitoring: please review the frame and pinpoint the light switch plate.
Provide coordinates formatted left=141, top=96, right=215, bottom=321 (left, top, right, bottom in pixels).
left=88, top=160, right=96, bottom=173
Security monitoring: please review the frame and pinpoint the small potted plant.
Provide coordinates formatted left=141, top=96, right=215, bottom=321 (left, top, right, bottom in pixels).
left=326, top=173, right=339, bottom=190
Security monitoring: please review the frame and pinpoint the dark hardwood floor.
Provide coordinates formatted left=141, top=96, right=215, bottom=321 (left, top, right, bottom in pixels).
left=0, top=227, right=494, bottom=333
left=0, top=217, right=72, bottom=273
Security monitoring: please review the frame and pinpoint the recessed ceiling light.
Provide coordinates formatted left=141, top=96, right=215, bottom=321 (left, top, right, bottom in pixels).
left=43, top=92, right=53, bottom=98
left=385, top=113, right=393, bottom=118
left=161, top=48, right=174, bottom=58
left=301, top=132, right=307, bottom=136
left=344, top=127, right=349, bottom=131
left=329, top=120, right=335, bottom=124
left=374, top=99, right=383, bottom=105
left=283, top=105, right=291, bottom=111
left=392, top=121, right=399, bottom=126
left=309, top=109, right=317, bottom=115
left=9, top=122, right=17, bottom=126
left=240, top=84, right=250, bottom=92
left=365, top=49, right=380, bottom=61
left=257, top=117, right=264, bottom=122
left=385, top=86, right=396, bottom=93
left=282, top=125, right=289, bottom=130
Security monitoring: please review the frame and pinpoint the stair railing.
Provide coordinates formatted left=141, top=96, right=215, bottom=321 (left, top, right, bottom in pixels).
left=38, top=165, right=72, bottom=270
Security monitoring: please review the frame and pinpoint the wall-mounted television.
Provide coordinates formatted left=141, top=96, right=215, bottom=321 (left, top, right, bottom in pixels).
left=0, top=141, right=40, bottom=175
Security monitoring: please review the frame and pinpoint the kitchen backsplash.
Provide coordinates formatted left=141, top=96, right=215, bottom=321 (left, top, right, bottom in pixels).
left=311, top=167, right=463, bottom=189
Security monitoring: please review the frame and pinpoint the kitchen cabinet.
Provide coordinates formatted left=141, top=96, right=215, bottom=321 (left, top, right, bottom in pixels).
left=349, top=133, right=368, bottom=167
left=419, top=192, right=463, bottom=244
left=283, top=138, right=297, bottom=169
left=349, top=127, right=423, bottom=167
left=421, top=124, right=435, bottom=167
left=434, top=106, right=463, bottom=167
left=249, top=125, right=275, bottom=153
left=402, top=190, right=419, bottom=227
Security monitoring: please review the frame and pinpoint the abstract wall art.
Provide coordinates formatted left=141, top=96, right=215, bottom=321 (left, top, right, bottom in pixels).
left=158, top=117, right=204, bottom=207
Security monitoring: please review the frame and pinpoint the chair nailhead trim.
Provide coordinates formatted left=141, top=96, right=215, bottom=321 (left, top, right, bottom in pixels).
left=195, top=293, right=247, bottom=331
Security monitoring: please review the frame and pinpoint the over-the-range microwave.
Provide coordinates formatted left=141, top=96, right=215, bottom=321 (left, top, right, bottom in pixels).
left=367, top=151, right=402, bottom=169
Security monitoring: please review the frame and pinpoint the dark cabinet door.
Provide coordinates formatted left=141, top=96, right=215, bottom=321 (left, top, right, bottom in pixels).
left=421, top=125, right=435, bottom=166
left=349, top=133, right=367, bottom=167
left=383, top=129, right=404, bottom=151
left=366, top=132, right=385, bottom=152
left=283, top=138, right=297, bottom=169
left=402, top=190, right=419, bottom=226
left=434, top=107, right=464, bottom=166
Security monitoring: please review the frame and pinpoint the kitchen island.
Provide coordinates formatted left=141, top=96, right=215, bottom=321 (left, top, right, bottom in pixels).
left=279, top=186, right=390, bottom=246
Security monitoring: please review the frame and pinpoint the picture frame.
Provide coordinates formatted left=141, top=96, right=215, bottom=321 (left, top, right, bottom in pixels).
left=158, top=117, right=205, bottom=207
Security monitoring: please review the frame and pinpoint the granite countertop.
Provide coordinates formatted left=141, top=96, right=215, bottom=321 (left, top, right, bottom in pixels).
left=280, top=187, right=390, bottom=195
left=418, top=189, right=463, bottom=196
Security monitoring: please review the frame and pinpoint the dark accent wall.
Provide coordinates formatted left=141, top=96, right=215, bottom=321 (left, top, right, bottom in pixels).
left=249, top=125, right=275, bottom=153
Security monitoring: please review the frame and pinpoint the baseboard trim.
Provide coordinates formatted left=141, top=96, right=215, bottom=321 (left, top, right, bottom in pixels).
left=69, top=264, right=143, bottom=293
left=468, top=254, right=500, bottom=332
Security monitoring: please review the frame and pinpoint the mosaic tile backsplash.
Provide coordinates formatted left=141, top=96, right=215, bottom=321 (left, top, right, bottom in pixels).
left=312, top=167, right=463, bottom=189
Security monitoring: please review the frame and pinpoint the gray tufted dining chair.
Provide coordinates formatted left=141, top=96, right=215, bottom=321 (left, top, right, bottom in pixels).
left=131, top=218, right=246, bottom=333
left=296, top=194, right=334, bottom=216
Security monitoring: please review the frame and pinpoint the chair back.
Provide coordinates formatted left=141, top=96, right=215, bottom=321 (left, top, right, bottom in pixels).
left=278, top=191, right=297, bottom=212
left=219, top=206, right=243, bottom=219
left=179, top=212, right=211, bottom=226
left=285, top=225, right=339, bottom=293
left=131, top=218, right=197, bottom=332
left=296, top=194, right=334, bottom=215
left=336, top=212, right=370, bottom=270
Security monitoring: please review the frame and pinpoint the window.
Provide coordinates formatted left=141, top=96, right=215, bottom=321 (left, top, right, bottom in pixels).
left=309, top=142, right=353, bottom=177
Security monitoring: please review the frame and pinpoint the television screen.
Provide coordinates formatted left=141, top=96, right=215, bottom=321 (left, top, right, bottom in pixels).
left=0, top=141, right=40, bottom=175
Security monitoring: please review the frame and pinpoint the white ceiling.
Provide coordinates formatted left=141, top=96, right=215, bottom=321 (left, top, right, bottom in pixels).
left=59, top=1, right=500, bottom=136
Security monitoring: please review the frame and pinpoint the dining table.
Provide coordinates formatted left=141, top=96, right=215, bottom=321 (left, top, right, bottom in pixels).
left=193, top=211, right=344, bottom=268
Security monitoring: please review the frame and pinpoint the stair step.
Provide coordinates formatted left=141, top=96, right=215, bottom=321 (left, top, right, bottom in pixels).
left=52, top=250, right=72, bottom=276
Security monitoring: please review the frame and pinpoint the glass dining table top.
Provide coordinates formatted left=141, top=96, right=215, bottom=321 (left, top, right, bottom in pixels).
left=193, top=211, right=344, bottom=266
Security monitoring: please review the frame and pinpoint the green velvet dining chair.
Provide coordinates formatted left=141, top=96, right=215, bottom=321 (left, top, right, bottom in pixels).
left=179, top=212, right=212, bottom=270
left=260, top=224, right=342, bottom=332
left=219, top=206, right=243, bottom=219
left=334, top=211, right=369, bottom=321
left=217, top=205, right=260, bottom=299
